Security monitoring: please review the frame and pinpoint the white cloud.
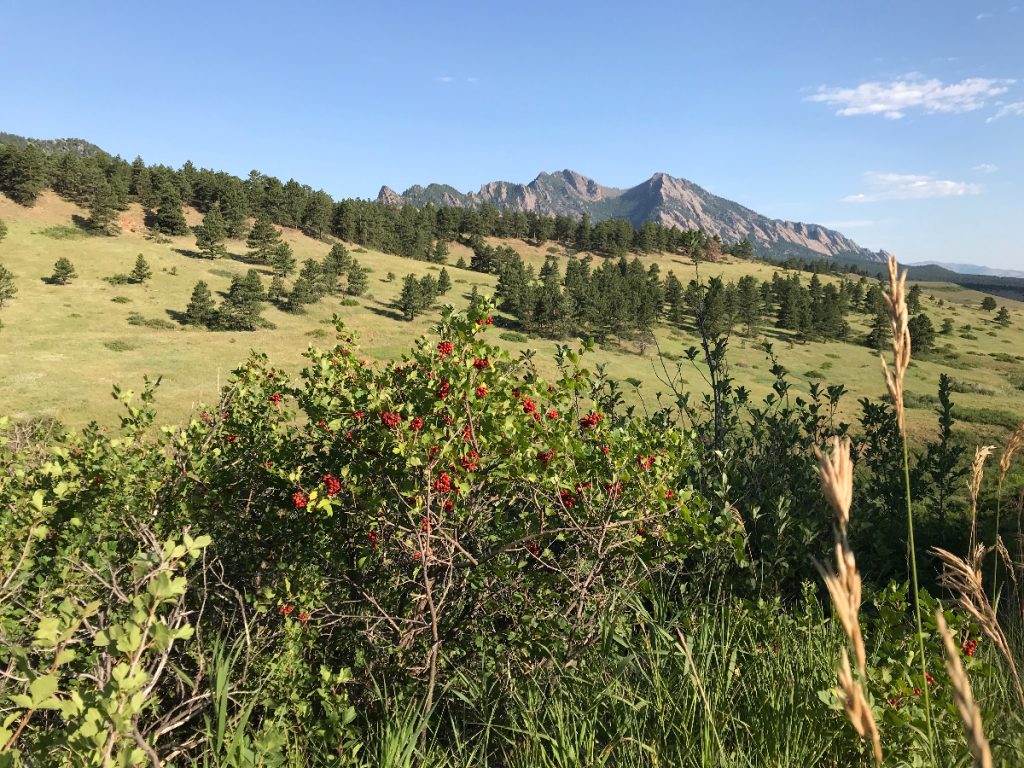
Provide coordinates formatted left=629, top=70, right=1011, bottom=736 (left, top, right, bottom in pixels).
left=437, top=75, right=454, bottom=83
left=986, top=101, right=1024, bottom=122
left=806, top=75, right=1014, bottom=119
left=842, top=172, right=982, bottom=203
left=974, top=163, right=998, bottom=173
left=976, top=12, right=994, bottom=19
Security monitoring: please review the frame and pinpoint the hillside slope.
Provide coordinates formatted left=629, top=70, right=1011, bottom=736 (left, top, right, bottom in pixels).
left=379, top=169, right=890, bottom=264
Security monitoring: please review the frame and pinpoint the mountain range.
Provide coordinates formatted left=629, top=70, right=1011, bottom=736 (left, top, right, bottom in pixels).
left=378, top=169, right=891, bottom=264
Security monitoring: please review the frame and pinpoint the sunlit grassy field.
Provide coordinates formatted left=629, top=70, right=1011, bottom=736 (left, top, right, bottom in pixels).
left=2, top=192, right=1022, bottom=440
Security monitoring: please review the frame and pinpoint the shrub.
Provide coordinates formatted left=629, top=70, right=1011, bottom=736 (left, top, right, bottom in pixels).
left=110, top=295, right=131, bottom=304
left=500, top=331, right=529, bottom=343
left=103, top=339, right=138, bottom=352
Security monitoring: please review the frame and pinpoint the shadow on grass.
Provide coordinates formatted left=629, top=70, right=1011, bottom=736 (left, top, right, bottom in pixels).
left=366, top=304, right=408, bottom=323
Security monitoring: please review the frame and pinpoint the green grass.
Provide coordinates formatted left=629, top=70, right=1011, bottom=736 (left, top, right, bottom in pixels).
left=2, top=191, right=1023, bottom=442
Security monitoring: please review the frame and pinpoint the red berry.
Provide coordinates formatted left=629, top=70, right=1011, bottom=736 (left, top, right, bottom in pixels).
left=434, top=472, right=453, bottom=493
left=323, top=473, right=341, bottom=496
left=380, top=411, right=403, bottom=428
left=521, top=397, right=537, bottom=415
left=437, top=340, right=454, bottom=358
left=476, top=385, right=487, bottom=398
left=546, top=409, right=559, bottom=420
left=410, top=417, right=424, bottom=431
left=269, top=392, right=281, bottom=406
left=292, top=491, right=308, bottom=509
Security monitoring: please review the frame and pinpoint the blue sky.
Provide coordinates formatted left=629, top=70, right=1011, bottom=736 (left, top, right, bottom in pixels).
left=2, top=0, right=1022, bottom=268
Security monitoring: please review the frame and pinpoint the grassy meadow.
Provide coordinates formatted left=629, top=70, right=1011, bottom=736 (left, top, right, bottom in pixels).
left=1, top=191, right=1022, bottom=441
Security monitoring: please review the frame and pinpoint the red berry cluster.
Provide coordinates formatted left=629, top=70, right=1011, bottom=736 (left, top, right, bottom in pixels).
left=297, top=611, right=309, bottom=624
left=279, top=604, right=294, bottom=615
left=579, top=411, right=602, bottom=429
left=353, top=410, right=364, bottom=421
left=420, top=516, right=432, bottom=532
left=559, top=489, right=577, bottom=508
left=434, top=472, right=453, bottom=493
left=269, top=392, right=281, bottom=407
left=292, top=491, right=308, bottom=509
left=546, top=409, right=559, bottom=420
left=380, top=411, right=403, bottom=428
left=410, top=416, right=424, bottom=431
left=437, top=380, right=451, bottom=399
left=226, top=434, right=238, bottom=443
left=528, top=542, right=540, bottom=557
left=461, top=450, right=479, bottom=471
left=537, top=449, right=555, bottom=465
left=437, top=340, right=454, bottom=358
left=428, top=445, right=441, bottom=460
left=605, top=481, right=622, bottom=498
left=476, top=385, right=487, bottom=398
left=473, top=357, right=490, bottom=369
left=323, top=473, right=341, bottom=496
left=521, top=397, right=537, bottom=415
left=962, top=639, right=979, bottom=656
left=368, top=530, right=379, bottom=548
left=637, top=455, right=655, bottom=470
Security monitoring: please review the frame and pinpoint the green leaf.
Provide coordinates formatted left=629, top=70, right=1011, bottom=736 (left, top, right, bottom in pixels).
left=30, top=674, right=58, bottom=706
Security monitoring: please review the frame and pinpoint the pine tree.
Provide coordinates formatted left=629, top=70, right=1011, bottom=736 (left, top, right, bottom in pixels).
left=286, top=275, right=318, bottom=313
left=908, top=313, right=935, bottom=353
left=153, top=185, right=188, bottom=235
left=455, top=256, right=468, bottom=270
left=269, top=242, right=296, bottom=277
left=907, top=283, right=922, bottom=314
left=321, top=243, right=352, bottom=293
left=941, top=318, right=955, bottom=335
left=130, top=254, right=153, bottom=283
left=346, top=259, right=369, bottom=296
left=866, top=309, right=890, bottom=350
left=88, top=181, right=120, bottom=235
left=981, top=296, right=997, bottom=312
left=0, top=264, right=17, bottom=308
left=184, top=281, right=216, bottom=327
left=267, top=275, right=287, bottom=304
left=437, top=267, right=452, bottom=295
left=0, top=145, right=47, bottom=205
left=247, top=213, right=283, bottom=262
left=50, top=257, right=77, bottom=285
left=219, top=183, right=249, bottom=238
left=995, top=306, right=1011, bottom=327
left=0, top=218, right=7, bottom=244
left=215, top=269, right=265, bottom=331
left=397, top=274, right=422, bottom=320
left=195, top=204, right=228, bottom=259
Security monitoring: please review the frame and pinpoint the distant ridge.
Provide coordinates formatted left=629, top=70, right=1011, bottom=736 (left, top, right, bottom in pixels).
left=379, top=169, right=891, bottom=264
left=0, top=132, right=103, bottom=157
left=908, top=261, right=1024, bottom=279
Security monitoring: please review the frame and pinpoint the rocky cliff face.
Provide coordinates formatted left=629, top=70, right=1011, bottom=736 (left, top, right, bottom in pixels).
left=378, top=169, right=889, bottom=263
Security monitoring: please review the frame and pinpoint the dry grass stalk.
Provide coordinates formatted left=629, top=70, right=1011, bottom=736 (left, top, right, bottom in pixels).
left=880, top=255, right=911, bottom=435
left=837, top=649, right=883, bottom=764
left=935, top=611, right=993, bottom=768
left=1000, top=421, right=1024, bottom=481
left=814, top=437, right=881, bottom=763
left=932, top=545, right=1024, bottom=706
left=969, top=446, right=996, bottom=551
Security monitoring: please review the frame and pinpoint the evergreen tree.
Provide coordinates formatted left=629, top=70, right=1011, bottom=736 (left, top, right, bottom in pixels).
left=917, top=373, right=969, bottom=523
left=215, top=269, right=265, bottom=330
left=88, top=181, right=120, bottom=235
left=907, top=283, right=922, bottom=314
left=397, top=274, right=423, bottom=320
left=0, top=218, right=7, bottom=244
left=195, top=204, right=228, bottom=259
left=346, top=259, right=369, bottom=296
left=734, top=275, right=763, bottom=336
left=299, top=259, right=326, bottom=299
left=437, top=267, right=452, bottom=295
left=269, top=242, right=296, bottom=277
left=246, top=213, right=283, bottom=262
left=153, top=185, right=188, bottom=235
left=981, top=296, right=997, bottom=312
left=130, top=253, right=153, bottom=284
left=0, top=264, right=16, bottom=308
left=183, top=280, right=216, bottom=327
left=941, top=318, right=955, bottom=335
left=907, top=313, right=935, bottom=353
left=866, top=309, right=890, bottom=350
left=0, top=144, right=47, bottom=205
left=301, top=190, right=334, bottom=239
left=455, top=256, right=468, bottom=270
left=995, top=306, right=1011, bottom=327
left=321, top=243, right=352, bottom=293
left=50, top=257, right=77, bottom=285
left=267, top=275, right=287, bottom=305
left=286, top=274, right=318, bottom=313
left=219, top=183, right=249, bottom=238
